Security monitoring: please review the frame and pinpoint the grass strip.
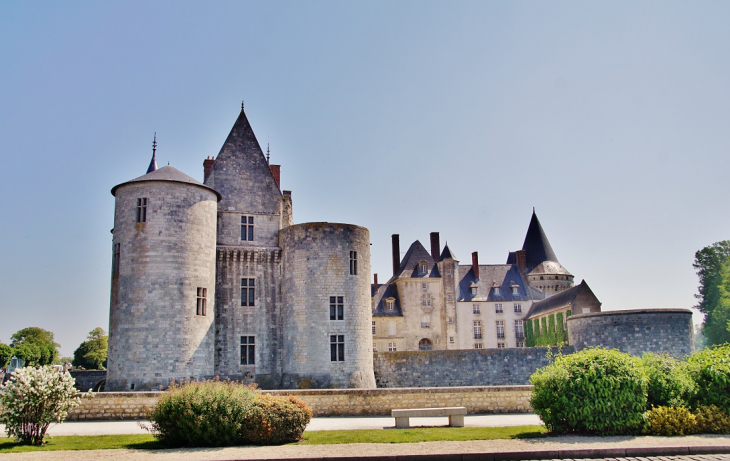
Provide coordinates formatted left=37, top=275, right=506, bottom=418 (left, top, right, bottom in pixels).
left=0, top=425, right=547, bottom=452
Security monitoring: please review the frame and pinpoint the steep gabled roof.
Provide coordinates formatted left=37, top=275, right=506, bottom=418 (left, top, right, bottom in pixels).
left=522, top=210, right=559, bottom=272
left=439, top=244, right=458, bottom=262
left=393, top=240, right=440, bottom=279
left=111, top=165, right=221, bottom=200
left=372, top=283, right=403, bottom=317
left=456, top=264, right=544, bottom=303
left=525, top=280, right=601, bottom=319
left=204, top=106, right=282, bottom=213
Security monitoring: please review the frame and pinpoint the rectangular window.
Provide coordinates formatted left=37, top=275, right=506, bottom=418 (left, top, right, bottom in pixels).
left=446, top=269, right=452, bottom=275
left=112, top=243, right=121, bottom=274
left=241, top=278, right=255, bottom=306
left=330, top=296, right=344, bottom=320
left=330, top=335, right=345, bottom=361
left=422, top=282, right=427, bottom=290
left=495, top=303, right=503, bottom=313
left=473, top=320, right=482, bottom=340
left=372, top=321, right=376, bottom=335
left=447, top=317, right=453, bottom=324
left=240, top=215, right=254, bottom=241
left=136, top=198, right=147, bottom=223
left=196, top=287, right=207, bottom=316
left=373, top=343, right=377, bottom=352
left=240, top=336, right=255, bottom=365
left=388, top=342, right=397, bottom=352
left=514, top=303, right=522, bottom=313
left=388, top=322, right=396, bottom=336
left=497, top=342, right=506, bottom=349
left=515, top=320, right=524, bottom=339
left=449, top=336, right=455, bottom=344
left=473, top=304, right=480, bottom=315
left=496, top=320, right=505, bottom=339
left=349, top=251, right=358, bottom=275
left=474, top=343, right=484, bottom=349
left=421, top=315, right=430, bottom=329
left=516, top=342, right=525, bottom=348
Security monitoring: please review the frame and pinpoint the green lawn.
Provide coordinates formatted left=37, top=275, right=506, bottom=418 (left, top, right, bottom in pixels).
left=0, top=425, right=547, bottom=453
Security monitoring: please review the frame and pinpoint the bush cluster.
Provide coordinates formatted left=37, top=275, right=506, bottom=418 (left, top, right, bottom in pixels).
left=0, top=366, right=82, bottom=445
left=530, top=345, right=730, bottom=436
left=147, top=380, right=312, bottom=447
left=530, top=348, right=647, bottom=435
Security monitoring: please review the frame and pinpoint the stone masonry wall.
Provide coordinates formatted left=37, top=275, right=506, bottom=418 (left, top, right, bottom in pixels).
left=373, top=347, right=572, bottom=388
left=567, top=309, right=695, bottom=358
left=67, top=386, right=533, bottom=420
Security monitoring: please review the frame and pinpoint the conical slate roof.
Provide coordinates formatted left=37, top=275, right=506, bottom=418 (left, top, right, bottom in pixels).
left=521, top=210, right=558, bottom=272
left=204, top=106, right=281, bottom=213
left=111, top=165, right=221, bottom=200
left=439, top=244, right=458, bottom=261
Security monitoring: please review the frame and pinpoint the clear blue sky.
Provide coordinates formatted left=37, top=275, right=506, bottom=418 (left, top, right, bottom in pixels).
left=1, top=1, right=728, bottom=356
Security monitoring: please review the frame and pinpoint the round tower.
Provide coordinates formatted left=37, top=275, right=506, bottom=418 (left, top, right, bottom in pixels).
left=279, top=222, right=376, bottom=389
left=106, top=165, right=220, bottom=391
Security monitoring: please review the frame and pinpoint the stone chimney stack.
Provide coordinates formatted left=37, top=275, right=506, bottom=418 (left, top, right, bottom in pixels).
left=269, top=164, right=281, bottom=189
left=392, top=234, right=400, bottom=277
left=472, top=252, right=480, bottom=280
left=373, top=273, right=379, bottom=291
left=515, top=250, right=527, bottom=273
left=430, top=232, right=440, bottom=261
left=203, top=156, right=215, bottom=181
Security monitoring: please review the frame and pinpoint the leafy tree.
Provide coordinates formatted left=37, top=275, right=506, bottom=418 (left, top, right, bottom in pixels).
left=694, top=241, right=730, bottom=346
left=10, top=327, right=60, bottom=366
left=0, top=343, right=13, bottom=369
left=72, top=328, right=108, bottom=370
left=12, top=343, right=41, bottom=367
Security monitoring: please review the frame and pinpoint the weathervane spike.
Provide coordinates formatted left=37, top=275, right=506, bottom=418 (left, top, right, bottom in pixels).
left=146, top=132, right=159, bottom=174
left=267, top=143, right=271, bottom=164
left=241, top=100, right=244, bottom=110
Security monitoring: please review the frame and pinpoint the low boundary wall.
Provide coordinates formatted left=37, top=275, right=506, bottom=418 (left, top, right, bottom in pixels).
left=68, top=386, right=533, bottom=420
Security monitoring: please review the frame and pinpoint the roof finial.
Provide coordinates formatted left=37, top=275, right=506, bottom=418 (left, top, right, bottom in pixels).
left=146, top=132, right=159, bottom=174
left=241, top=100, right=244, bottom=110
left=266, top=143, right=271, bottom=164
left=533, top=206, right=536, bottom=214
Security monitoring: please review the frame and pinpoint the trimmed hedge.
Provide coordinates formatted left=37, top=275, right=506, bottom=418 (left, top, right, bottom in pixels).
left=530, top=347, right=647, bottom=435
left=644, top=406, right=696, bottom=436
left=641, top=353, right=695, bottom=409
left=147, top=380, right=312, bottom=447
left=687, top=343, right=730, bottom=412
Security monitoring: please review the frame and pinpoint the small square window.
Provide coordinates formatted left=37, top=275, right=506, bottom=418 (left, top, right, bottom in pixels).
left=495, top=303, right=503, bottom=314
left=449, top=336, right=455, bottom=343
left=497, top=342, right=506, bottom=349
left=388, top=342, right=397, bottom=352
left=473, top=304, right=481, bottom=315
left=474, top=343, right=484, bottom=349
left=446, top=269, right=452, bottom=275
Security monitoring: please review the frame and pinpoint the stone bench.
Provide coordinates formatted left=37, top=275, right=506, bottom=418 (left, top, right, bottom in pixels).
left=391, top=406, right=467, bottom=428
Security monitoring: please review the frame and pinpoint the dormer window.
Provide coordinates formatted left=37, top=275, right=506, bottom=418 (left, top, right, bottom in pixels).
left=385, top=297, right=395, bottom=311
left=511, top=285, right=519, bottom=295
left=493, top=287, right=500, bottom=295
left=419, top=261, right=428, bottom=275
left=470, top=286, right=477, bottom=295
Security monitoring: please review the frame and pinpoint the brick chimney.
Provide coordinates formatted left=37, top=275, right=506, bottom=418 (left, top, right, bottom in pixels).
left=515, top=250, right=527, bottom=273
left=392, top=234, right=400, bottom=277
left=203, top=156, right=215, bottom=181
left=472, top=252, right=480, bottom=280
left=430, top=232, right=440, bottom=261
left=373, top=273, right=379, bottom=291
left=269, top=164, right=281, bottom=189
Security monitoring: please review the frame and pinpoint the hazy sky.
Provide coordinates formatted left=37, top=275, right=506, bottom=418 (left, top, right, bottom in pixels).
left=1, top=1, right=728, bottom=356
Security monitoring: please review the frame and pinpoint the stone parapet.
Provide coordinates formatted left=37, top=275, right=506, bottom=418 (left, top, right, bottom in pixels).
left=67, top=386, right=533, bottom=420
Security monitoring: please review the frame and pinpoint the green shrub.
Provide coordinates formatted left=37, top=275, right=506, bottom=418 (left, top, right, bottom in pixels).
left=529, top=347, right=647, bottom=435
left=147, top=380, right=312, bottom=447
left=241, top=394, right=312, bottom=445
left=694, top=405, right=730, bottom=434
left=644, top=406, right=697, bottom=436
left=687, top=343, right=730, bottom=412
left=641, top=353, right=696, bottom=409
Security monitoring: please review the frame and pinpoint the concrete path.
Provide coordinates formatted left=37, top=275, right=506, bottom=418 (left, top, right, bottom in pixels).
left=25, top=413, right=543, bottom=436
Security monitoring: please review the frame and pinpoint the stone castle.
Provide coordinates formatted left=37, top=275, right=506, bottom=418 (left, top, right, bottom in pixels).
left=107, top=106, right=694, bottom=392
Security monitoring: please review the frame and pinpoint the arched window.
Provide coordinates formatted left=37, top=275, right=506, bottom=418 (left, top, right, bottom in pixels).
left=419, top=338, right=433, bottom=351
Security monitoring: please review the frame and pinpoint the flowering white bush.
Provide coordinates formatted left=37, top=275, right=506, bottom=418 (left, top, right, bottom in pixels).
left=0, top=366, right=82, bottom=445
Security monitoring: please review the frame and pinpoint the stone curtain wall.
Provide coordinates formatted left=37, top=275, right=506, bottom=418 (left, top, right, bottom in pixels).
left=373, top=347, right=573, bottom=388
left=69, top=370, right=107, bottom=391
left=67, top=386, right=533, bottom=420
left=567, top=309, right=695, bottom=358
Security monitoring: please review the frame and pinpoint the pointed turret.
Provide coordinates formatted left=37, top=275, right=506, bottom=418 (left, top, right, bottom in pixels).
left=521, top=209, right=559, bottom=272
left=204, top=104, right=284, bottom=246
left=146, top=133, right=158, bottom=174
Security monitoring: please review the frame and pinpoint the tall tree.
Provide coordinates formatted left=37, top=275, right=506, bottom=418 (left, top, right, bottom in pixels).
left=694, top=241, right=730, bottom=346
left=72, top=328, right=108, bottom=370
left=10, top=327, right=60, bottom=366
left=0, top=343, right=13, bottom=369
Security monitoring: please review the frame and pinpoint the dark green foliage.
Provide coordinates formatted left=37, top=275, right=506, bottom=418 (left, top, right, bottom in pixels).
left=693, top=241, right=730, bottom=346
left=531, top=313, right=567, bottom=347
left=72, top=328, right=108, bottom=370
left=641, top=353, right=696, bottom=409
left=10, top=327, right=59, bottom=366
left=644, top=406, right=696, bottom=436
left=687, top=343, right=730, bottom=412
left=529, top=347, right=647, bottom=435
left=147, top=380, right=311, bottom=447
left=525, top=319, right=535, bottom=347
left=694, top=405, right=730, bottom=434
left=0, top=343, right=12, bottom=369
